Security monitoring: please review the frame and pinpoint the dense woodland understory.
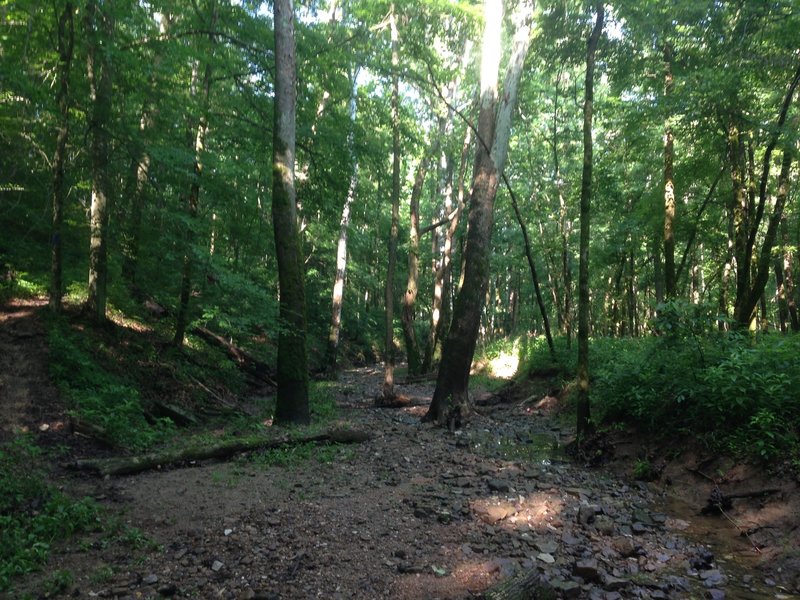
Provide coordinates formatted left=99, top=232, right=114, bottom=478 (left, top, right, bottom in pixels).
left=2, top=0, right=800, bottom=597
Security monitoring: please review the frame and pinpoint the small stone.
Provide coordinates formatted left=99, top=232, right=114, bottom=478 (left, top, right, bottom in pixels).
left=211, top=560, right=224, bottom=572
left=142, top=574, right=159, bottom=585
left=224, top=528, right=233, bottom=536
left=611, top=536, right=638, bottom=558
left=578, top=504, right=597, bottom=525
left=603, top=575, right=628, bottom=591
left=594, top=515, right=616, bottom=536
left=574, top=558, right=601, bottom=582
left=535, top=540, right=558, bottom=554
left=156, top=583, right=178, bottom=597
left=700, top=569, right=726, bottom=586
left=536, top=552, right=555, bottom=564
left=707, top=590, right=725, bottom=600
left=551, top=579, right=582, bottom=598
left=631, top=522, right=649, bottom=534
left=488, top=479, right=512, bottom=493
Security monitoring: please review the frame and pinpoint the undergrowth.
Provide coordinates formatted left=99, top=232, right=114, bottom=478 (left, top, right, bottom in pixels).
left=517, top=300, right=800, bottom=466
left=48, top=320, right=175, bottom=450
left=0, top=437, right=99, bottom=592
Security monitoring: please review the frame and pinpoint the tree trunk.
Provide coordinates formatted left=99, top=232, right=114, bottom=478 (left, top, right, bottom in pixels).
left=272, top=0, right=309, bottom=425
left=401, top=149, right=433, bottom=376
left=425, top=0, right=534, bottom=427
left=174, top=8, right=216, bottom=347
left=121, top=16, right=170, bottom=288
left=423, top=126, right=471, bottom=372
left=732, top=61, right=800, bottom=325
left=84, top=0, right=114, bottom=323
left=576, top=3, right=604, bottom=438
left=49, top=2, right=74, bottom=314
left=552, top=69, right=573, bottom=346
left=380, top=5, right=401, bottom=403
left=775, top=254, right=788, bottom=333
left=326, top=71, right=359, bottom=373
left=508, top=187, right=554, bottom=356
left=781, top=217, right=799, bottom=331
left=663, top=41, right=676, bottom=299
left=736, top=149, right=793, bottom=325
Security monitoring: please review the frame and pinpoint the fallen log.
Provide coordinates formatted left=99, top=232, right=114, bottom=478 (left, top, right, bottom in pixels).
left=68, top=424, right=373, bottom=477
left=191, top=326, right=277, bottom=387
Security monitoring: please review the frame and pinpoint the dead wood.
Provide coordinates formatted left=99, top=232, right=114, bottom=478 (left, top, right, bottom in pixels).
left=191, top=326, right=277, bottom=387
left=68, top=424, right=373, bottom=477
left=702, top=485, right=782, bottom=515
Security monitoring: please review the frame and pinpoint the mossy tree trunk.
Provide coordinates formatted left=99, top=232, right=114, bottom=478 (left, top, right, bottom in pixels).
left=272, top=0, right=309, bottom=425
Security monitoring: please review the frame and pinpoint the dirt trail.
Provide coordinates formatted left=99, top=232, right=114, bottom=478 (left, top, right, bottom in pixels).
left=0, top=299, right=65, bottom=443
left=3, top=299, right=800, bottom=599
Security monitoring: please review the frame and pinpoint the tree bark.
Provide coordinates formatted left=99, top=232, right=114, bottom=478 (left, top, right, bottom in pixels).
left=84, top=0, right=114, bottom=323
left=662, top=41, right=676, bottom=299
left=732, top=60, right=800, bottom=325
left=50, top=2, right=74, bottom=314
left=424, top=126, right=471, bottom=373
left=272, top=0, right=310, bottom=425
left=401, top=149, right=433, bottom=375
left=552, top=68, right=572, bottom=345
left=121, top=16, right=170, bottom=288
left=424, top=0, right=521, bottom=427
left=508, top=188, right=554, bottom=356
left=326, top=71, right=359, bottom=373
left=174, top=8, right=216, bottom=347
left=576, top=3, right=604, bottom=438
left=781, top=217, right=799, bottom=331
left=380, top=5, right=401, bottom=403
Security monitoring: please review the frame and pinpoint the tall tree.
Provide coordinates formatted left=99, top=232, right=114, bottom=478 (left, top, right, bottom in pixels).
left=379, top=4, right=401, bottom=403
left=84, top=0, right=114, bottom=323
left=400, top=148, right=433, bottom=376
left=174, top=5, right=217, bottom=347
left=576, top=2, right=604, bottom=438
left=662, top=41, right=676, bottom=299
left=49, top=1, right=75, bottom=313
left=730, top=61, right=800, bottom=327
left=272, top=0, right=309, bottom=425
left=326, top=70, right=360, bottom=373
left=424, top=0, right=533, bottom=427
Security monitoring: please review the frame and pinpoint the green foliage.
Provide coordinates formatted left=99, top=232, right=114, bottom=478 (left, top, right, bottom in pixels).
left=0, top=437, right=99, bottom=592
left=48, top=322, right=174, bottom=450
left=590, top=322, right=800, bottom=464
left=308, top=381, right=340, bottom=422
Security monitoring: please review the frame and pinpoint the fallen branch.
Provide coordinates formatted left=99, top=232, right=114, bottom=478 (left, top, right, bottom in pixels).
left=191, top=326, right=277, bottom=387
left=67, top=424, right=373, bottom=477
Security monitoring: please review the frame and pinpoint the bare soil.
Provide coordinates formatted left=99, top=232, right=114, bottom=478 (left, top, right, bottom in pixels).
left=2, top=299, right=799, bottom=600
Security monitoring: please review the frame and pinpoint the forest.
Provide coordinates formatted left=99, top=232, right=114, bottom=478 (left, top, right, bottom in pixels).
left=1, top=0, right=800, bottom=598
